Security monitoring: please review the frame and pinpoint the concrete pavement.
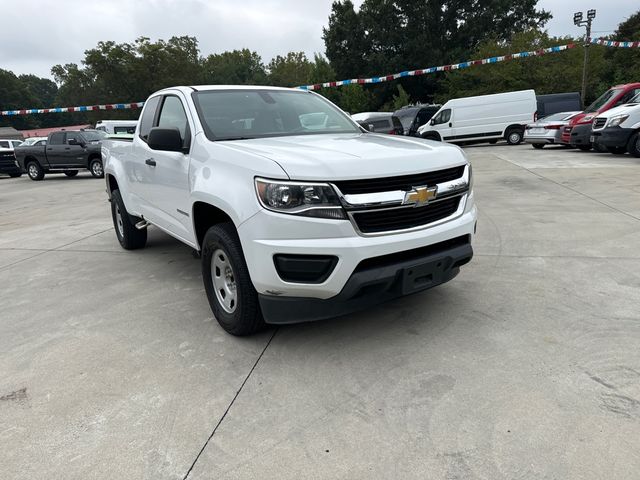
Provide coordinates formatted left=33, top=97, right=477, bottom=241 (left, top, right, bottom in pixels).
left=1, top=144, right=639, bottom=479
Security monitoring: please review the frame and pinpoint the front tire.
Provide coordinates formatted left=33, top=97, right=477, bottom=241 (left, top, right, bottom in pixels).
left=110, top=189, right=147, bottom=250
left=627, top=133, right=640, bottom=158
left=26, top=161, right=45, bottom=181
left=505, top=128, right=523, bottom=145
left=202, top=223, right=264, bottom=336
left=90, top=159, right=104, bottom=178
left=64, top=170, right=79, bottom=177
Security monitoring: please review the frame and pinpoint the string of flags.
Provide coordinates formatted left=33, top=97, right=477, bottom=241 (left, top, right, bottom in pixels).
left=1, top=38, right=638, bottom=116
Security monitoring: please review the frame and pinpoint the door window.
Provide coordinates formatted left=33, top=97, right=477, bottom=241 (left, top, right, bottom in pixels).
left=157, top=96, right=191, bottom=149
left=613, top=88, right=640, bottom=107
left=139, top=96, right=162, bottom=142
left=432, top=109, right=451, bottom=125
left=11, top=140, right=22, bottom=148
left=66, top=132, right=81, bottom=145
left=49, top=132, right=65, bottom=145
left=0, top=140, right=9, bottom=148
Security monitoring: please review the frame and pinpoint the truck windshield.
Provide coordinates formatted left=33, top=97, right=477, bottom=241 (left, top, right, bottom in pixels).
left=192, top=89, right=360, bottom=141
left=584, top=88, right=622, bottom=113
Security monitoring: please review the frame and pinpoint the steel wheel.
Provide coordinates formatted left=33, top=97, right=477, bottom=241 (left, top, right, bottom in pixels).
left=508, top=132, right=521, bottom=144
left=212, top=248, right=237, bottom=313
left=115, top=204, right=125, bottom=237
left=28, top=164, right=38, bottom=179
left=91, top=160, right=103, bottom=177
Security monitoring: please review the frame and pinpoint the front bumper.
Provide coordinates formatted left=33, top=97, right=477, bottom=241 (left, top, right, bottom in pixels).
left=591, top=127, right=634, bottom=148
left=569, top=123, right=592, bottom=145
left=0, top=155, right=21, bottom=176
left=259, top=235, right=473, bottom=324
left=238, top=191, right=476, bottom=302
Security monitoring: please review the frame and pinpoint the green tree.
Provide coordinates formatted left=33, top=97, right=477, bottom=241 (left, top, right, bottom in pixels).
left=202, top=49, right=267, bottom=85
left=604, top=10, right=640, bottom=85
left=267, top=52, right=314, bottom=87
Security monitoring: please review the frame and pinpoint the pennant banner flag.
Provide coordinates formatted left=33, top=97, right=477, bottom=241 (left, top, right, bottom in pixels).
left=298, top=43, right=576, bottom=90
left=1, top=102, right=145, bottom=117
left=590, top=37, right=640, bottom=48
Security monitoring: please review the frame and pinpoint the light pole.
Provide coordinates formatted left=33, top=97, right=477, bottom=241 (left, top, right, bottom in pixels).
left=574, top=9, right=596, bottom=107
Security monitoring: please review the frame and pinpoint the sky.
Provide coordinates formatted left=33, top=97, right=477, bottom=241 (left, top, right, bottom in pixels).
left=0, top=0, right=637, bottom=80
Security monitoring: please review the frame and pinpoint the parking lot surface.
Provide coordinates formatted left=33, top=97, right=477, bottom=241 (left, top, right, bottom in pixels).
left=1, top=144, right=639, bottom=479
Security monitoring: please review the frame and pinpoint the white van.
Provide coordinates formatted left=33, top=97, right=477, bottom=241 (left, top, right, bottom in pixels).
left=95, top=120, right=138, bottom=135
left=418, top=90, right=537, bottom=145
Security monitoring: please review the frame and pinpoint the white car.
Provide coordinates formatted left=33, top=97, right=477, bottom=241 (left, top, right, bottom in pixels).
left=21, top=137, right=47, bottom=146
left=95, top=120, right=138, bottom=135
left=102, top=86, right=477, bottom=335
left=524, top=111, right=581, bottom=148
left=418, top=90, right=537, bottom=145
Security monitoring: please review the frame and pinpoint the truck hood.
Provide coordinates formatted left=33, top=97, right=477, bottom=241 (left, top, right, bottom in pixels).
left=217, top=133, right=466, bottom=180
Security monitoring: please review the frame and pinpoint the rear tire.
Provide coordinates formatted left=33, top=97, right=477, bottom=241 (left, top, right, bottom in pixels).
left=627, top=133, right=640, bottom=158
left=64, top=170, right=79, bottom=177
left=89, top=159, right=104, bottom=178
left=110, top=189, right=147, bottom=250
left=532, top=144, right=544, bottom=149
left=26, top=161, right=44, bottom=181
left=505, top=128, right=523, bottom=145
left=201, top=223, right=264, bottom=336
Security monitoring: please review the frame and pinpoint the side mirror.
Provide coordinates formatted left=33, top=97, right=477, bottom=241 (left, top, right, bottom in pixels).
left=68, top=138, right=84, bottom=147
left=148, top=127, right=183, bottom=152
left=430, top=119, right=436, bottom=126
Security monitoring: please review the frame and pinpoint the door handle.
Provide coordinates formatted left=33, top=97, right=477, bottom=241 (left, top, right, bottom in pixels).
left=449, top=122, right=452, bottom=128
left=65, top=147, right=70, bottom=150
left=145, top=158, right=156, bottom=166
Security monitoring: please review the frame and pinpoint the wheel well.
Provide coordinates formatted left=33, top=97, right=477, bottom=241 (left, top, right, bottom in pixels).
left=505, top=124, right=524, bottom=135
left=88, top=153, right=101, bottom=163
left=422, top=132, right=441, bottom=141
left=24, top=156, right=40, bottom=166
left=192, top=202, right=234, bottom=250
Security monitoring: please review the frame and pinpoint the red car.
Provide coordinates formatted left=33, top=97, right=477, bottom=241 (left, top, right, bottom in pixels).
left=561, top=82, right=640, bottom=150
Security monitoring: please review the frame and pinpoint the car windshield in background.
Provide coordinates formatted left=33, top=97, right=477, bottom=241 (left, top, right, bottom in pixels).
left=192, top=89, right=360, bottom=141
left=82, top=131, right=107, bottom=142
left=584, top=88, right=622, bottom=113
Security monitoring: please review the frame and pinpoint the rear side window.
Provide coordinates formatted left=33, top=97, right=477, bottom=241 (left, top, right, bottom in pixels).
left=49, top=132, right=65, bottom=145
left=139, top=96, right=161, bottom=141
left=0, top=140, right=9, bottom=148
left=157, top=95, right=190, bottom=148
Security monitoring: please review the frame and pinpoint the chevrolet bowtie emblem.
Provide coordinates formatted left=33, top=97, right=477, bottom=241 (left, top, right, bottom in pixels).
left=403, top=186, right=437, bottom=207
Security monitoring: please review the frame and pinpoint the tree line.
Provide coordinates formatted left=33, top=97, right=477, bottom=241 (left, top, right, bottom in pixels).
left=1, top=1, right=639, bottom=130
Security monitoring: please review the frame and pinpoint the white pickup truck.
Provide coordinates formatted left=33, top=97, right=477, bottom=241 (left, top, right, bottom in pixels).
left=102, top=86, right=477, bottom=335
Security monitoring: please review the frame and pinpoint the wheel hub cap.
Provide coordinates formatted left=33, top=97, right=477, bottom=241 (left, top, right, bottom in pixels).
left=212, top=249, right=237, bottom=313
left=115, top=205, right=124, bottom=237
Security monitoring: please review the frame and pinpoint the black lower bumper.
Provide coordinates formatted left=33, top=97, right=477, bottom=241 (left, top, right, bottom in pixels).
left=0, top=155, right=21, bottom=176
left=259, top=236, right=473, bottom=324
left=569, top=123, right=592, bottom=145
left=591, top=127, right=634, bottom=148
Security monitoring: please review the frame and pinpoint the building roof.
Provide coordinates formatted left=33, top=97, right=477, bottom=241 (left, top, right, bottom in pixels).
left=0, top=126, right=23, bottom=140
left=19, top=124, right=92, bottom=138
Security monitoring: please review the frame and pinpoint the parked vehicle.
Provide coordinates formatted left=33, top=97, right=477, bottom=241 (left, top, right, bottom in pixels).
left=0, top=145, right=22, bottom=178
left=95, top=120, right=138, bottom=135
left=591, top=93, right=640, bottom=156
left=561, top=83, right=640, bottom=150
left=417, top=90, right=536, bottom=145
left=536, top=93, right=581, bottom=118
left=351, top=112, right=403, bottom=134
left=21, top=136, right=47, bottom=146
left=15, top=129, right=106, bottom=181
left=0, top=139, right=23, bottom=149
left=393, top=104, right=441, bottom=136
left=524, top=111, right=581, bottom=148
left=102, top=86, right=476, bottom=336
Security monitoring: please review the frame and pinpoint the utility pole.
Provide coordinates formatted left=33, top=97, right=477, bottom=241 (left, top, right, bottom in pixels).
left=574, top=9, right=597, bottom=108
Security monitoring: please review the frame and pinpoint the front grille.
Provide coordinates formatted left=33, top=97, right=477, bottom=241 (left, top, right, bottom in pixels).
left=334, top=166, right=465, bottom=194
left=352, top=196, right=461, bottom=234
left=0, top=152, right=16, bottom=167
left=593, top=118, right=607, bottom=130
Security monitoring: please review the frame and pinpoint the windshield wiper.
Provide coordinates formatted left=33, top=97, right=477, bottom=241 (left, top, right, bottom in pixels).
left=214, top=136, right=255, bottom=141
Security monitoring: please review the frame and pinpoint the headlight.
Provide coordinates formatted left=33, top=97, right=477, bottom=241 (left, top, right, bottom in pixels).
left=467, top=163, right=473, bottom=191
left=607, top=114, right=629, bottom=128
left=255, top=178, right=346, bottom=219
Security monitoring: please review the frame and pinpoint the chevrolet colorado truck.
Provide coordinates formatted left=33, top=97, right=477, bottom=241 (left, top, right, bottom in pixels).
left=15, top=129, right=106, bottom=180
left=102, top=86, right=477, bottom=335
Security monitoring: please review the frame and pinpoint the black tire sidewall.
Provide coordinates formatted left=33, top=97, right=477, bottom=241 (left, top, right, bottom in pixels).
left=201, top=223, right=263, bottom=335
left=506, top=129, right=523, bottom=145
left=110, top=189, right=146, bottom=249
left=26, top=161, right=44, bottom=181
left=627, top=133, right=640, bottom=157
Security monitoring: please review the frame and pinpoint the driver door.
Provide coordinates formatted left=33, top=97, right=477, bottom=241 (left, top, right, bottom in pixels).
left=430, top=109, right=454, bottom=141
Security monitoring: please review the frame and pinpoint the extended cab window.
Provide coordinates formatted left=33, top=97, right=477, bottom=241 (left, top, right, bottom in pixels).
left=139, top=96, right=161, bottom=141
left=49, top=132, right=65, bottom=145
left=157, top=96, right=190, bottom=146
